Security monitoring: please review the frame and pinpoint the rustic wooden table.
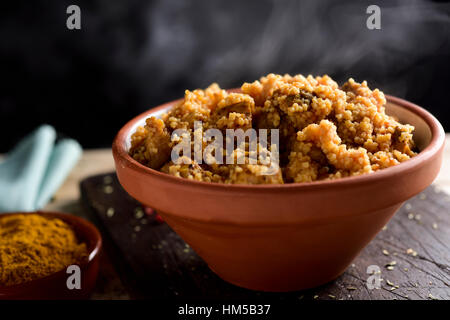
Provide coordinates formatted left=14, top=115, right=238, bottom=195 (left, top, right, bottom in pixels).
left=43, top=134, right=450, bottom=300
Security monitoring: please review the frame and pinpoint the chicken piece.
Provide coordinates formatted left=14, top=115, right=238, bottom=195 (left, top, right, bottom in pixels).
left=296, top=120, right=372, bottom=175
left=162, top=84, right=226, bottom=131
left=129, top=117, right=171, bottom=169
left=392, top=124, right=416, bottom=156
left=285, top=141, right=330, bottom=183
left=340, top=78, right=386, bottom=112
left=209, top=93, right=254, bottom=130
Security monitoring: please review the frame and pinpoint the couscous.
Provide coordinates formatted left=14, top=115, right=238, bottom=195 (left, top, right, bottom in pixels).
left=129, top=74, right=416, bottom=184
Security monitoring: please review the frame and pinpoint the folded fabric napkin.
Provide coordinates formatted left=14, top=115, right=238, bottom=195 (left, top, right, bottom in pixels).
left=0, top=125, right=82, bottom=212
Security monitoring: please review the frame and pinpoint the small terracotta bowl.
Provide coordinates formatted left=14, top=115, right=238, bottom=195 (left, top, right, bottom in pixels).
left=0, top=211, right=102, bottom=299
left=113, top=94, right=445, bottom=292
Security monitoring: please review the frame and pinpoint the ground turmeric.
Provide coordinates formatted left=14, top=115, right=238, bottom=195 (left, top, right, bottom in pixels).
left=0, top=214, right=88, bottom=286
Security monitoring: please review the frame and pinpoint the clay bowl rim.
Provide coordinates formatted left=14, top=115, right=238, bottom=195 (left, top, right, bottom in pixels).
left=0, top=211, right=102, bottom=294
left=113, top=94, right=445, bottom=193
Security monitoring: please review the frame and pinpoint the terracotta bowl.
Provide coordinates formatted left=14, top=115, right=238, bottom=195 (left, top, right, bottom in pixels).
left=0, top=211, right=102, bottom=299
left=113, top=94, right=445, bottom=292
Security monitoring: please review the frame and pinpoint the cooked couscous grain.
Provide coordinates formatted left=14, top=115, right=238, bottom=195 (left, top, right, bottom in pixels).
left=129, top=74, right=417, bottom=184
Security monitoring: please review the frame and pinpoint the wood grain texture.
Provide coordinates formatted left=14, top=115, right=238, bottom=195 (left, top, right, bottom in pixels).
left=80, top=173, right=450, bottom=300
left=1, top=136, right=447, bottom=300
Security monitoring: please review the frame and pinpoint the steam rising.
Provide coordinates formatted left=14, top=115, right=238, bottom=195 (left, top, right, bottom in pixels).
left=1, top=0, right=449, bottom=150
left=94, top=0, right=449, bottom=98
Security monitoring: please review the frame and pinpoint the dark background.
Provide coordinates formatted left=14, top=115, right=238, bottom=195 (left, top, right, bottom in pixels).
left=1, top=0, right=449, bottom=151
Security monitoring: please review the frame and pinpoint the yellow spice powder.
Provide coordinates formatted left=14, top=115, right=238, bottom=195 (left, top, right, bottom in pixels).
left=0, top=214, right=88, bottom=287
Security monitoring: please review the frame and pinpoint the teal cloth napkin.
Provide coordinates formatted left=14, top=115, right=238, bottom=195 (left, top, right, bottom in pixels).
left=0, top=125, right=82, bottom=212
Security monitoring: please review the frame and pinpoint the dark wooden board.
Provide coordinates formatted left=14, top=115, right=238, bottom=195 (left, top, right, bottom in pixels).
left=80, top=173, right=450, bottom=300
